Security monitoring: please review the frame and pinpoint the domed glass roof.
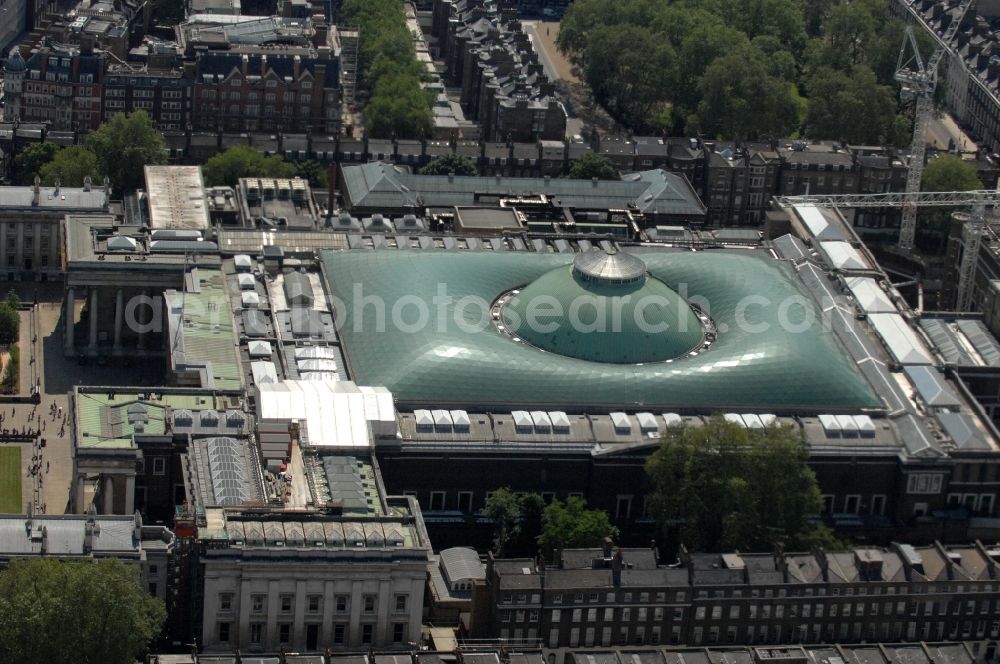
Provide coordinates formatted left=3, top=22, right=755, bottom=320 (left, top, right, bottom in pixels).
left=500, top=253, right=705, bottom=364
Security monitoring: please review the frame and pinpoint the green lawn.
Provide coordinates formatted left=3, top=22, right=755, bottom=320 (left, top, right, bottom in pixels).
left=0, top=447, right=23, bottom=513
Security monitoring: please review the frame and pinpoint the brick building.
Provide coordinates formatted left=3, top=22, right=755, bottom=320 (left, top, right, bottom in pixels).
left=469, top=542, right=1000, bottom=649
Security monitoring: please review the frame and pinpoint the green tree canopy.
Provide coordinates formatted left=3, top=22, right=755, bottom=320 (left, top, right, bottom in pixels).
left=85, top=111, right=166, bottom=193
left=418, top=154, right=479, bottom=176
left=13, top=143, right=59, bottom=185
left=38, top=145, right=102, bottom=187
left=484, top=487, right=522, bottom=556
left=538, top=497, right=618, bottom=557
left=341, top=0, right=433, bottom=138
left=0, top=558, right=165, bottom=664
left=0, top=303, right=18, bottom=345
left=202, top=145, right=297, bottom=187
left=916, top=154, right=984, bottom=253
left=646, top=415, right=831, bottom=552
left=922, top=154, right=983, bottom=192
left=293, top=160, right=330, bottom=189
left=804, top=66, right=909, bottom=145
left=557, top=0, right=919, bottom=141
left=566, top=153, right=618, bottom=180
left=693, top=48, right=799, bottom=140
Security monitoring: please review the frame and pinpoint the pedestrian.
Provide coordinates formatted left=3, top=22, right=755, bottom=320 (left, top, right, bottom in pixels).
left=46, top=461, right=49, bottom=473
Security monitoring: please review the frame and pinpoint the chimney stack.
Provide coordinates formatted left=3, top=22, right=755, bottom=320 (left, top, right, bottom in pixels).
left=612, top=548, right=623, bottom=587
left=32, top=175, right=40, bottom=206
left=602, top=537, right=613, bottom=559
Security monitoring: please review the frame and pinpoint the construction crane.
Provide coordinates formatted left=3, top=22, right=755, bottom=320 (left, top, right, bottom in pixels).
left=894, top=0, right=975, bottom=251
left=779, top=189, right=995, bottom=311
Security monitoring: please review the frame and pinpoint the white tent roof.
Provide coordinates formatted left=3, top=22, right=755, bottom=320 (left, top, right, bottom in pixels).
left=854, top=414, right=876, bottom=438
left=250, top=360, right=278, bottom=385
left=723, top=413, right=746, bottom=427
left=795, top=205, right=845, bottom=240
left=415, top=409, right=433, bottom=427
left=294, top=346, right=338, bottom=360
left=248, top=340, right=272, bottom=358
left=836, top=414, right=859, bottom=436
left=636, top=412, right=658, bottom=432
left=107, top=235, right=138, bottom=251
left=846, top=277, right=895, bottom=313
left=234, top=254, right=253, bottom=270
left=663, top=413, right=683, bottom=428
left=742, top=413, right=764, bottom=429
left=530, top=411, right=552, bottom=431
left=237, top=273, right=256, bottom=290
left=512, top=411, right=532, bottom=429
left=431, top=409, right=453, bottom=429
left=297, top=358, right=338, bottom=372
left=450, top=410, right=471, bottom=429
left=819, top=414, right=840, bottom=436
left=258, top=380, right=396, bottom=448
left=549, top=411, right=570, bottom=431
left=759, top=414, right=777, bottom=427
left=241, top=291, right=260, bottom=307
left=820, top=241, right=869, bottom=270
left=610, top=412, right=631, bottom=432
left=868, top=313, right=934, bottom=365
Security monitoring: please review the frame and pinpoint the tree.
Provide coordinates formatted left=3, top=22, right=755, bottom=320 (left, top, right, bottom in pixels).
left=38, top=145, right=101, bottom=187
left=917, top=154, right=983, bottom=252
left=922, top=154, right=983, bottom=192
left=567, top=153, right=618, bottom=180
left=0, top=558, right=165, bottom=664
left=646, top=415, right=825, bottom=552
left=6, top=289, right=19, bottom=310
left=362, top=69, right=433, bottom=139
left=294, top=160, right=329, bottom=188
left=85, top=111, right=166, bottom=193
left=0, top=303, right=17, bottom=344
left=695, top=48, right=799, bottom=139
left=484, top=487, right=523, bottom=556
left=13, top=143, right=59, bottom=185
left=538, top=497, right=618, bottom=557
left=804, top=66, right=909, bottom=145
left=418, top=154, right=478, bottom=176
left=202, top=145, right=296, bottom=187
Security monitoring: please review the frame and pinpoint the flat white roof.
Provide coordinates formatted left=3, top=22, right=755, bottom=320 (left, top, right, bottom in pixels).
left=820, top=241, right=869, bottom=270
left=846, top=276, right=895, bottom=313
left=868, top=313, right=935, bottom=365
left=258, top=381, right=396, bottom=447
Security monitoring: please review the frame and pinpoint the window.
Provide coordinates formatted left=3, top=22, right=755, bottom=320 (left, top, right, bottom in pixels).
left=616, top=495, right=633, bottom=519
left=844, top=495, right=861, bottom=514
left=280, top=595, right=293, bottom=613
left=218, top=622, right=230, bottom=643
left=278, top=623, right=290, bottom=644
left=362, top=624, right=374, bottom=645
left=250, top=623, right=263, bottom=644
left=457, top=491, right=473, bottom=512
left=335, top=594, right=349, bottom=613
left=153, top=458, right=166, bottom=475
left=430, top=491, right=445, bottom=510
left=393, top=622, right=406, bottom=643
left=219, top=593, right=233, bottom=612
left=395, top=594, right=408, bottom=613
left=334, top=624, right=346, bottom=644
left=251, top=594, right=266, bottom=614
left=364, top=594, right=376, bottom=614
left=149, top=582, right=158, bottom=595
left=307, top=595, right=321, bottom=614
left=907, top=473, right=943, bottom=494
left=871, top=495, right=886, bottom=516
